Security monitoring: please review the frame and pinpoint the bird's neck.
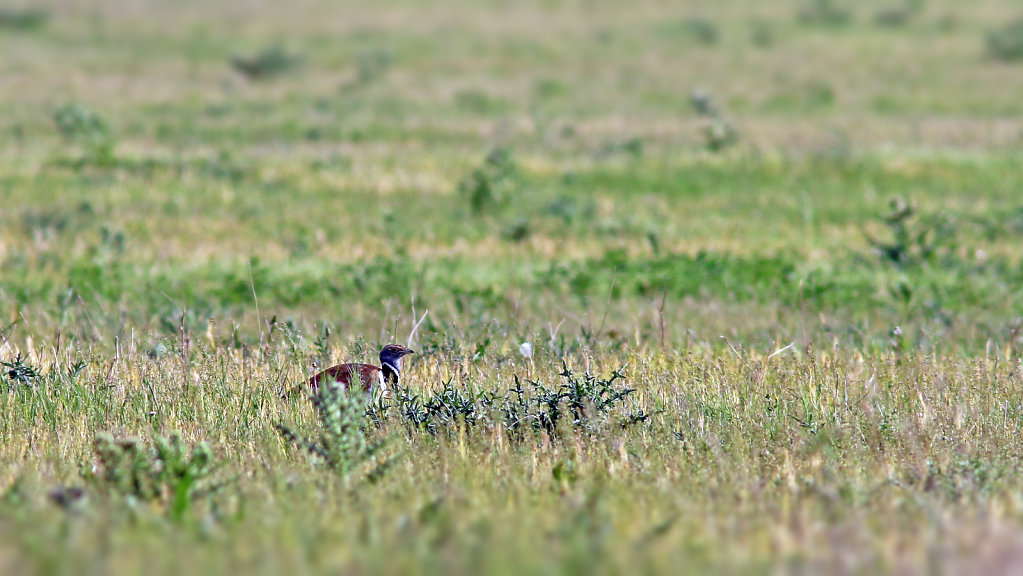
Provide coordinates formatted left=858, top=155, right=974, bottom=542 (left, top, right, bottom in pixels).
left=381, top=361, right=400, bottom=384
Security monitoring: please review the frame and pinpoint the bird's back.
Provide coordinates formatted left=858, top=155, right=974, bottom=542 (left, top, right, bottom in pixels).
left=306, top=362, right=384, bottom=395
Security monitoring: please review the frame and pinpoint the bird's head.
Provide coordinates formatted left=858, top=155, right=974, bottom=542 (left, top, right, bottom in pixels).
left=379, top=344, right=415, bottom=369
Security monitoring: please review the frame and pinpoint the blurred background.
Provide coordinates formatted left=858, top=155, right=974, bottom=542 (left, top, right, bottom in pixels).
left=2, top=0, right=1023, bottom=352
left=4, top=0, right=1021, bottom=151
left=5, top=5, right=1023, bottom=573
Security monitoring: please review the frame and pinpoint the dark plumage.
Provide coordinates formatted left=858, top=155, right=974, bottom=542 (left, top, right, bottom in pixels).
left=291, top=344, right=415, bottom=398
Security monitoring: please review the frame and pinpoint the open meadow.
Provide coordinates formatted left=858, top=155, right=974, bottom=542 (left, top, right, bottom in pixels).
left=2, top=0, right=1023, bottom=573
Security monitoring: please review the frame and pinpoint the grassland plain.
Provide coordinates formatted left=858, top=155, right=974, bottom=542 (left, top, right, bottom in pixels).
left=2, top=0, right=1023, bottom=573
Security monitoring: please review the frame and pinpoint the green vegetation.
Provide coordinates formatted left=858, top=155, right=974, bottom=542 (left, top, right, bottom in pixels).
left=0, top=8, right=49, bottom=32
left=230, top=45, right=304, bottom=82
left=87, top=432, right=224, bottom=522
left=798, top=0, right=854, bottom=27
left=53, top=103, right=117, bottom=167
left=1, top=0, right=1023, bottom=573
left=988, top=18, right=1023, bottom=61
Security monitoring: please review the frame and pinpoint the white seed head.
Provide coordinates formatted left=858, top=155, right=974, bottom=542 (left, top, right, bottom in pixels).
left=519, top=342, right=533, bottom=359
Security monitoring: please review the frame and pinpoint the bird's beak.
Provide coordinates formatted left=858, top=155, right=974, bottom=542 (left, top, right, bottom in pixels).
left=406, top=349, right=416, bottom=355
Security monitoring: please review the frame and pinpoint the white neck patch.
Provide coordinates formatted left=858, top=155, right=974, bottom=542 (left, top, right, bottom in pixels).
left=381, top=361, right=400, bottom=377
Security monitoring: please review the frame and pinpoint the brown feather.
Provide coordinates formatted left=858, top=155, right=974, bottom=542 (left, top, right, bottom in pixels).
left=282, top=344, right=412, bottom=400
left=306, top=363, right=382, bottom=395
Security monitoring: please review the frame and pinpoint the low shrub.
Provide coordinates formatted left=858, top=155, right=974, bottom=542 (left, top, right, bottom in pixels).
left=231, top=45, right=303, bottom=80
left=988, top=19, right=1023, bottom=62
left=86, top=432, right=225, bottom=521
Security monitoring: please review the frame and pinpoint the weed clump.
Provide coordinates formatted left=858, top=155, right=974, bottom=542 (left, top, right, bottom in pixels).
left=690, top=90, right=738, bottom=152
left=459, top=146, right=519, bottom=215
left=598, top=137, right=644, bottom=159
left=276, top=379, right=396, bottom=483
left=2, top=353, right=86, bottom=392
left=873, top=6, right=915, bottom=28
left=656, top=18, right=720, bottom=46
left=863, top=198, right=956, bottom=267
left=0, top=8, right=49, bottom=31
left=389, top=364, right=638, bottom=438
left=356, top=48, right=393, bottom=85
left=502, top=217, right=531, bottom=242
left=798, top=0, right=853, bottom=27
left=749, top=19, right=775, bottom=47
left=1, top=353, right=39, bottom=390
left=987, top=19, right=1023, bottom=62
left=231, top=45, right=303, bottom=81
left=873, top=0, right=924, bottom=28
left=86, top=432, right=224, bottom=521
left=680, top=18, right=719, bottom=46
left=53, top=103, right=117, bottom=166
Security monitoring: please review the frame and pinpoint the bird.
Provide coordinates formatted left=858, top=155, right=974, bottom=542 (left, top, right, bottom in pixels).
left=289, top=344, right=415, bottom=398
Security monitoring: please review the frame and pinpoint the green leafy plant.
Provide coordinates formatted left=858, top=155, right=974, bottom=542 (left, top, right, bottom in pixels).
left=1, top=353, right=39, bottom=390
left=502, top=217, right=532, bottom=242
left=459, top=146, right=520, bottom=215
left=547, top=194, right=596, bottom=227
left=863, top=198, right=957, bottom=268
left=657, top=18, right=720, bottom=46
left=387, top=364, right=638, bottom=438
left=798, top=0, right=853, bottom=27
left=679, top=18, right=720, bottom=46
left=749, top=19, right=775, bottom=47
left=598, top=137, right=644, bottom=159
left=86, top=432, right=224, bottom=521
left=873, top=7, right=913, bottom=28
left=690, top=90, right=739, bottom=152
left=691, top=19, right=720, bottom=45
left=231, top=45, right=303, bottom=80
left=276, top=379, right=396, bottom=482
left=873, top=0, right=924, bottom=27
left=0, top=8, right=49, bottom=31
left=454, top=89, right=510, bottom=114
left=356, top=48, right=393, bottom=84
left=987, top=19, right=1023, bottom=62
left=53, top=103, right=116, bottom=166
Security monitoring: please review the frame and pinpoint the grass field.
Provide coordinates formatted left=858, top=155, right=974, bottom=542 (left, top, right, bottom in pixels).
left=3, top=0, right=1023, bottom=573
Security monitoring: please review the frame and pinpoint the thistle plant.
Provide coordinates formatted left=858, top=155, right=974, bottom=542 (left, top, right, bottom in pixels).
left=86, top=431, right=223, bottom=522
left=275, top=378, right=397, bottom=483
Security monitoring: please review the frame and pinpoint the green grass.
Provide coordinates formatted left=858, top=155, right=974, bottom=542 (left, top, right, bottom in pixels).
left=4, top=346, right=1023, bottom=574
left=3, top=0, right=1023, bottom=573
